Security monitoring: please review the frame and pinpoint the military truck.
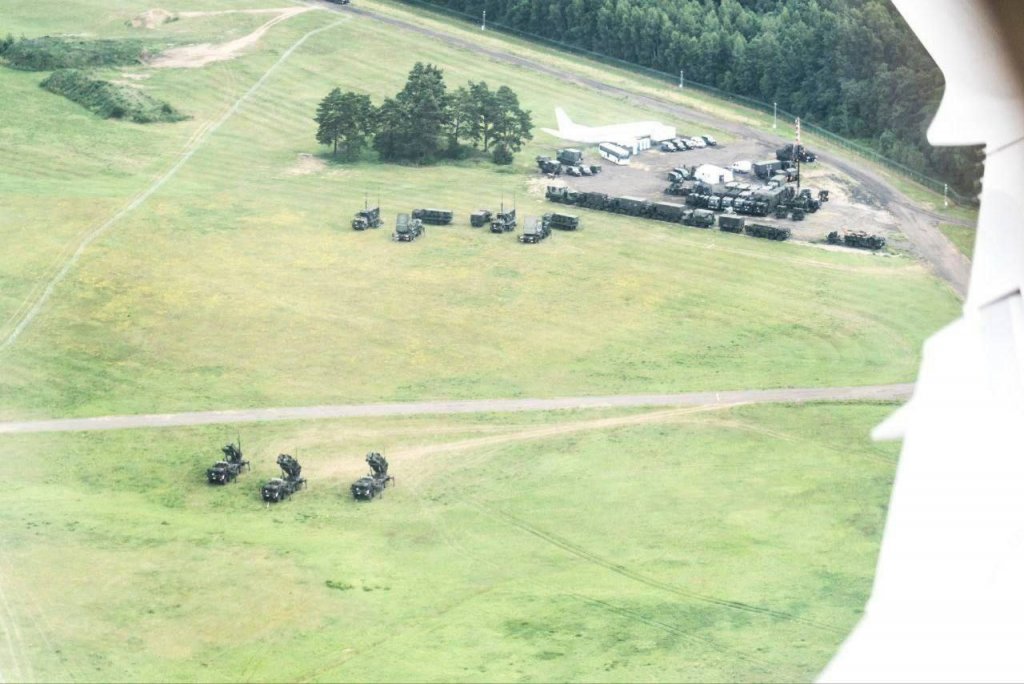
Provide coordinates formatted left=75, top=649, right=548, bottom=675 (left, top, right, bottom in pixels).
left=490, top=208, right=517, bottom=233
left=393, top=213, right=424, bottom=242
left=557, top=148, right=583, bottom=166
left=753, top=160, right=784, bottom=180
left=776, top=143, right=816, bottom=163
left=828, top=230, right=886, bottom=250
left=651, top=201, right=688, bottom=223
left=518, top=217, right=550, bottom=243
left=543, top=212, right=580, bottom=231
left=261, top=454, right=306, bottom=503
left=352, top=206, right=382, bottom=231
left=470, top=209, right=493, bottom=228
left=412, top=208, right=453, bottom=225
left=684, top=209, right=715, bottom=228
left=351, top=452, right=394, bottom=501
left=612, top=196, right=652, bottom=218
left=536, top=156, right=561, bottom=175
left=206, top=440, right=250, bottom=485
left=745, top=223, right=791, bottom=241
left=719, top=215, right=746, bottom=233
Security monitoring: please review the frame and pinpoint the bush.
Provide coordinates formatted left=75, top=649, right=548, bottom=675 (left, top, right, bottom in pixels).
left=491, top=143, right=514, bottom=165
left=40, top=69, right=187, bottom=124
left=3, top=36, right=146, bottom=71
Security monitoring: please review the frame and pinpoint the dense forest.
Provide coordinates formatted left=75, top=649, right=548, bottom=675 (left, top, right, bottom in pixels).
left=412, top=0, right=982, bottom=198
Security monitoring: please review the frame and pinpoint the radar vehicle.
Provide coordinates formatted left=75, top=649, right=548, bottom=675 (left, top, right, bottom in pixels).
left=206, top=440, right=250, bottom=485
left=351, top=452, right=394, bottom=501
left=261, top=453, right=307, bottom=503
left=352, top=205, right=382, bottom=231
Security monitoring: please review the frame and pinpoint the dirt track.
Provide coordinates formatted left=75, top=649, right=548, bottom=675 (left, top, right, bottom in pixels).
left=0, top=383, right=913, bottom=434
left=332, top=1, right=971, bottom=297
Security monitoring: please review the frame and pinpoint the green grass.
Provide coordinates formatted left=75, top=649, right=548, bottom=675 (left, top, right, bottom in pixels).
left=1, top=36, right=147, bottom=71
left=0, top=402, right=900, bottom=682
left=0, top=1, right=961, bottom=420
left=41, top=68, right=188, bottom=122
left=939, top=222, right=976, bottom=259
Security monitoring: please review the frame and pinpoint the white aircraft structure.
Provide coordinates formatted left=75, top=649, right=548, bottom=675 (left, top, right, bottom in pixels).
left=820, top=1, right=1024, bottom=682
left=541, top=107, right=676, bottom=147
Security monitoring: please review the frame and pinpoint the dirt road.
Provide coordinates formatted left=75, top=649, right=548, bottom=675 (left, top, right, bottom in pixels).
left=332, top=2, right=970, bottom=297
left=0, top=383, right=912, bottom=434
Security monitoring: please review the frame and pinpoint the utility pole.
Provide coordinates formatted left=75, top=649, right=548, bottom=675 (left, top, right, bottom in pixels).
left=795, top=117, right=802, bottom=190
left=773, top=102, right=777, bottom=129
left=679, top=69, right=684, bottom=89
left=481, top=9, right=486, bottom=30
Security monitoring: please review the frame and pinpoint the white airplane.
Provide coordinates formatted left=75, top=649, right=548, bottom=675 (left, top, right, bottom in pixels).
left=541, top=107, right=675, bottom=144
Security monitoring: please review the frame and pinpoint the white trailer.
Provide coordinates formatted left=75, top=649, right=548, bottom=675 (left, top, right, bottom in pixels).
left=598, top=141, right=632, bottom=165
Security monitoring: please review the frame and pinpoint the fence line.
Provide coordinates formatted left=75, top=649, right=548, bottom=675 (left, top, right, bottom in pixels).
left=396, top=0, right=977, bottom=207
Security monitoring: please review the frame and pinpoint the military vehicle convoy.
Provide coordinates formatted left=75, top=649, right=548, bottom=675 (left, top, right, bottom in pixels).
left=393, top=213, right=424, bottom=241
left=206, top=440, right=250, bottom=485
left=536, top=149, right=601, bottom=177
left=412, top=208, right=454, bottom=225
left=352, top=206, right=382, bottom=231
left=351, top=452, right=394, bottom=501
left=261, top=453, right=306, bottom=503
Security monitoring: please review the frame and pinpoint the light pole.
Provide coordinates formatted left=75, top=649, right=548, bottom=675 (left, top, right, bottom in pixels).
left=773, top=102, right=777, bottom=129
left=481, top=9, right=486, bottom=30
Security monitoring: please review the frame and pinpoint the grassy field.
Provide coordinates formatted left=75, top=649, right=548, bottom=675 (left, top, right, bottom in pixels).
left=939, top=222, right=976, bottom=259
left=0, top=2, right=943, bottom=681
left=0, top=401, right=899, bottom=682
left=0, top=0, right=960, bottom=421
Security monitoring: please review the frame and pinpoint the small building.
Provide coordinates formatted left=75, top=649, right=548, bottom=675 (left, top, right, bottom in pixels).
left=695, top=164, right=734, bottom=185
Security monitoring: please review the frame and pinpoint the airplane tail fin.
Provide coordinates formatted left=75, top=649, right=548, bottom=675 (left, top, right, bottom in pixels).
left=555, top=107, right=573, bottom=132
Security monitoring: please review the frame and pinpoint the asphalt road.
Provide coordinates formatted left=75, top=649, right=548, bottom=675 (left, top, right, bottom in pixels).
left=336, top=1, right=971, bottom=297
left=0, top=384, right=913, bottom=434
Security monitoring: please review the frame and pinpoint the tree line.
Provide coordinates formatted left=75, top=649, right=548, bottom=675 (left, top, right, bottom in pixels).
left=315, top=62, right=533, bottom=165
left=412, top=0, right=981, bottom=197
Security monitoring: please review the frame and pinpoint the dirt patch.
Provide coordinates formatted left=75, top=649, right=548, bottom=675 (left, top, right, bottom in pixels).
left=129, top=9, right=177, bottom=29
left=287, top=153, right=327, bottom=176
left=318, top=404, right=738, bottom=481
left=149, top=7, right=311, bottom=69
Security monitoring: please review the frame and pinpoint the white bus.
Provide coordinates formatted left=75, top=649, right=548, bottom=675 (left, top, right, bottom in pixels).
left=598, top=141, right=632, bottom=165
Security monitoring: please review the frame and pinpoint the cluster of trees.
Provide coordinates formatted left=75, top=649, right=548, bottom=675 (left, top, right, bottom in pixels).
left=416, top=0, right=981, bottom=196
left=315, top=62, right=533, bottom=165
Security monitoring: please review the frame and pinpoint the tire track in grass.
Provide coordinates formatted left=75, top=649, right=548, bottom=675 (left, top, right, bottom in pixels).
left=0, top=550, right=30, bottom=683
left=482, top=506, right=846, bottom=636
left=0, top=12, right=348, bottom=355
left=570, top=593, right=777, bottom=670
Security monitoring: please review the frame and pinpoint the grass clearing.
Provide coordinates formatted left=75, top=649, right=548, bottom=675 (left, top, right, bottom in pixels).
left=0, top=402, right=899, bottom=681
left=939, top=222, right=976, bottom=259
left=0, top=1, right=960, bottom=420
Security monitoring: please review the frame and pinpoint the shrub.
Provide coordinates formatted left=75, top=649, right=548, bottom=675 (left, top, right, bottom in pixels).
left=3, top=36, right=146, bottom=71
left=491, top=143, right=514, bottom=165
left=40, top=69, right=187, bottom=124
